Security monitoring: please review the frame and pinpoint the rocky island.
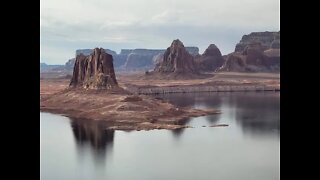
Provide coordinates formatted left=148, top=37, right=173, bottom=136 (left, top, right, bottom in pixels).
left=40, top=48, right=219, bottom=131
left=40, top=33, right=280, bottom=128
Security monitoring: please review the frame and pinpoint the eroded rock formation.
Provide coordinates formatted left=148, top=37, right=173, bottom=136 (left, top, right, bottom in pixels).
left=154, top=39, right=198, bottom=74
left=195, top=44, right=225, bottom=72
left=219, top=31, right=280, bottom=72
left=69, top=48, right=118, bottom=89
left=219, top=42, right=280, bottom=72
left=235, top=31, right=280, bottom=52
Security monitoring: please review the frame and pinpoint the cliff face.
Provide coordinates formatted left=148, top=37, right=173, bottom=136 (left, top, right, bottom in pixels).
left=195, top=44, right=225, bottom=72
left=219, top=42, right=280, bottom=72
left=154, top=39, right=198, bottom=74
left=235, top=31, right=280, bottom=52
left=123, top=49, right=165, bottom=70
left=70, top=48, right=118, bottom=89
left=219, top=31, right=280, bottom=72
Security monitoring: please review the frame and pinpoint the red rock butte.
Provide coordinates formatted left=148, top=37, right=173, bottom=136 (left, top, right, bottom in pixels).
left=69, top=48, right=118, bottom=89
left=154, top=39, right=198, bottom=74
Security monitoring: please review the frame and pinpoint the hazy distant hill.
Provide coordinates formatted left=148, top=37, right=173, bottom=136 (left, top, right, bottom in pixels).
left=68, top=47, right=199, bottom=71
left=40, top=62, right=65, bottom=71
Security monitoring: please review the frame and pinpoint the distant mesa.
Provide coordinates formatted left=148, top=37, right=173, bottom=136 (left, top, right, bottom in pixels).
left=68, top=46, right=199, bottom=71
left=69, top=48, right=118, bottom=89
left=235, top=31, right=280, bottom=52
left=123, top=49, right=165, bottom=70
left=153, top=39, right=198, bottom=74
left=40, top=45, right=200, bottom=79
left=218, top=31, right=280, bottom=72
left=65, top=58, right=75, bottom=70
left=195, top=44, right=225, bottom=72
left=76, top=49, right=117, bottom=57
left=41, top=31, right=280, bottom=75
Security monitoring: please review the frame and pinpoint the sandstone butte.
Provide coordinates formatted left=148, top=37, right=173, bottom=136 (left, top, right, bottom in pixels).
left=146, top=39, right=212, bottom=79
left=40, top=47, right=220, bottom=131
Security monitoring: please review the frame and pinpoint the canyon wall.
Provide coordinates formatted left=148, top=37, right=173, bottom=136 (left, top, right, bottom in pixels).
left=219, top=31, right=280, bottom=72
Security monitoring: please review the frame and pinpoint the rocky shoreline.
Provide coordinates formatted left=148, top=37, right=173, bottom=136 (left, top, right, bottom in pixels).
left=40, top=89, right=220, bottom=131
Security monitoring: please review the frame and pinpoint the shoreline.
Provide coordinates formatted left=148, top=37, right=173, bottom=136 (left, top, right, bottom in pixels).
left=40, top=72, right=279, bottom=131
left=124, top=84, right=280, bottom=95
left=40, top=89, right=220, bottom=131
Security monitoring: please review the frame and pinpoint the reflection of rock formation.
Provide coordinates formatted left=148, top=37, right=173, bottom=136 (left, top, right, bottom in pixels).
left=70, top=119, right=115, bottom=161
left=231, top=93, right=280, bottom=135
left=171, top=128, right=185, bottom=138
left=204, top=115, right=220, bottom=124
left=157, top=92, right=279, bottom=136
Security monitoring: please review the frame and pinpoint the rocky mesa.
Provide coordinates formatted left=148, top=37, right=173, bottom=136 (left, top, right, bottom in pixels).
left=219, top=31, right=280, bottom=72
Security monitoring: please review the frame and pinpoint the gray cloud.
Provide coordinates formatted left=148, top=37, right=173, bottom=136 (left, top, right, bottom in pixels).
left=41, top=0, right=279, bottom=64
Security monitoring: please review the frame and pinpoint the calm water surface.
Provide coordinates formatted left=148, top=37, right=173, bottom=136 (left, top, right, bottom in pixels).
left=40, top=92, right=280, bottom=180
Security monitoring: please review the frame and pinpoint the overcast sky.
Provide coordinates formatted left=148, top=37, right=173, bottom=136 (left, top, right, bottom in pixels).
left=40, top=0, right=279, bottom=64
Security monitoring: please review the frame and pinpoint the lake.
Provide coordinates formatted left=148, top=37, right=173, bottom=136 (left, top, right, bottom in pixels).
left=40, top=92, right=280, bottom=180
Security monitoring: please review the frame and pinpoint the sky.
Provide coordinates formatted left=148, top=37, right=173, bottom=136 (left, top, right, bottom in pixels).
left=40, top=0, right=280, bottom=65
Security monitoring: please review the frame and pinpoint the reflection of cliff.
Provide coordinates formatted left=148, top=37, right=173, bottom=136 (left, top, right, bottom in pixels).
left=171, top=128, right=185, bottom=138
left=156, top=92, right=279, bottom=136
left=70, top=119, right=114, bottom=161
left=231, top=93, right=280, bottom=135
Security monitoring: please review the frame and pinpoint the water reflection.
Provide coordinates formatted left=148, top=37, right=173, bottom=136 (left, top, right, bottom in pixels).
left=155, top=92, right=280, bottom=136
left=70, top=119, right=114, bottom=164
left=204, top=114, right=221, bottom=123
left=41, top=92, right=280, bottom=180
left=171, top=127, right=185, bottom=138
left=231, top=93, right=280, bottom=136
